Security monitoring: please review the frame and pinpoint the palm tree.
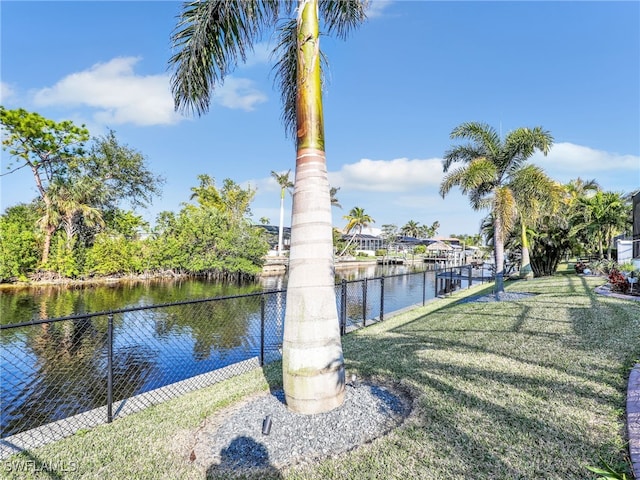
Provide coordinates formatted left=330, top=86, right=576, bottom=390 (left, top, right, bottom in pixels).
left=420, top=221, right=440, bottom=239
left=510, top=165, right=562, bottom=278
left=48, top=177, right=104, bottom=251
left=169, top=0, right=367, bottom=414
left=401, top=220, right=421, bottom=238
left=572, top=191, right=631, bottom=259
left=329, top=186, right=342, bottom=209
left=339, top=206, right=374, bottom=256
left=565, top=177, right=600, bottom=205
left=271, top=170, right=294, bottom=256
left=440, top=122, right=553, bottom=295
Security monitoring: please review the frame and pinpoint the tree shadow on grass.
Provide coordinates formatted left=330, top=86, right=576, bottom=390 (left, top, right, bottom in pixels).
left=339, top=275, right=638, bottom=478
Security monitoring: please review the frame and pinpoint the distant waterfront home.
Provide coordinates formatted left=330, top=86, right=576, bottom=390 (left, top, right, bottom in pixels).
left=341, top=233, right=385, bottom=254
left=257, top=225, right=291, bottom=252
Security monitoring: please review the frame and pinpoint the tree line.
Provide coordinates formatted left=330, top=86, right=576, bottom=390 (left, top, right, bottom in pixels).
left=0, top=107, right=268, bottom=283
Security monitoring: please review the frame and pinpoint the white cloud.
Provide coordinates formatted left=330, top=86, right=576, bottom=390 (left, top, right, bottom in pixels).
left=366, top=0, right=395, bottom=18
left=532, top=142, right=639, bottom=175
left=33, top=57, right=181, bottom=126
left=330, top=157, right=444, bottom=192
left=0, top=82, right=17, bottom=104
left=242, top=41, right=273, bottom=67
left=214, top=77, right=268, bottom=111
left=31, top=57, right=268, bottom=126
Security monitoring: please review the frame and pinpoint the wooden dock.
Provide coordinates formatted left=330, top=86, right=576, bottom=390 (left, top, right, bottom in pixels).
left=376, top=258, right=405, bottom=265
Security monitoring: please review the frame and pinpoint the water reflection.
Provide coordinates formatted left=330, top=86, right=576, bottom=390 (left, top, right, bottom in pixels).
left=1, top=317, right=154, bottom=437
left=1, top=264, right=452, bottom=438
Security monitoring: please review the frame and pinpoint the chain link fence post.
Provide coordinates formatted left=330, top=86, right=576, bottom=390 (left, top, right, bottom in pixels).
left=260, top=295, right=265, bottom=366
left=107, top=314, right=114, bottom=423
left=422, top=270, right=427, bottom=305
left=340, top=280, right=347, bottom=335
left=362, top=278, right=368, bottom=327
left=380, top=275, right=385, bottom=322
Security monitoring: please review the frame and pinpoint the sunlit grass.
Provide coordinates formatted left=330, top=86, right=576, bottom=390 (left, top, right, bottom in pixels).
left=1, top=275, right=638, bottom=479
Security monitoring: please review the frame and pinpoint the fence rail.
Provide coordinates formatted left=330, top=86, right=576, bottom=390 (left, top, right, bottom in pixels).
left=0, top=264, right=491, bottom=457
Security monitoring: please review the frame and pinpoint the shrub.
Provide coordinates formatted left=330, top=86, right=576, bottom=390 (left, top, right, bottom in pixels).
left=413, top=245, right=426, bottom=255
left=608, top=269, right=630, bottom=294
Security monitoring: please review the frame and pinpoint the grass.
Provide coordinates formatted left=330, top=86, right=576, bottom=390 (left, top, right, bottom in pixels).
left=1, top=274, right=639, bottom=479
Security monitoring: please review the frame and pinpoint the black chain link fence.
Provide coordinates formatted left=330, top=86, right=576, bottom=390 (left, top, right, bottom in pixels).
left=0, top=265, right=490, bottom=457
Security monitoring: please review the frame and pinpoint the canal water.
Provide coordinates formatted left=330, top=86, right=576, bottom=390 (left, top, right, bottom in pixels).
left=1, top=263, right=469, bottom=439
left=0, top=263, right=425, bottom=325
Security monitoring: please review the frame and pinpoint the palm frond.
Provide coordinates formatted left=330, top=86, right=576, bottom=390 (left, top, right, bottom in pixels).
left=503, top=126, right=553, bottom=173
left=320, top=0, right=368, bottom=40
left=442, top=144, right=484, bottom=172
left=169, top=0, right=280, bottom=116
left=450, top=122, right=501, bottom=158
left=439, top=158, right=495, bottom=202
left=271, top=18, right=299, bottom=140
left=494, top=186, right=518, bottom=236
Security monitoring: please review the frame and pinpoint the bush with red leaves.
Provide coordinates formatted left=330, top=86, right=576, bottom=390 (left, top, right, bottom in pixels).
left=608, top=269, right=630, bottom=294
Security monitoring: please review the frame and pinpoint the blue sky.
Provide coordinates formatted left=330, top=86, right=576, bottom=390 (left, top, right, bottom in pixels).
left=1, top=1, right=639, bottom=237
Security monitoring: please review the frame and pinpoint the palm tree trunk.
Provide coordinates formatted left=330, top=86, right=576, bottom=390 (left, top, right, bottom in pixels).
left=494, top=213, right=506, bottom=295
left=519, top=219, right=533, bottom=279
left=278, top=188, right=285, bottom=256
left=282, top=0, right=345, bottom=415
left=338, top=231, right=358, bottom=257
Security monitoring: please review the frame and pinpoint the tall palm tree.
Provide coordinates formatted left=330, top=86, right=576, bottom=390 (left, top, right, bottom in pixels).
left=339, top=206, right=374, bottom=256
left=271, top=170, right=294, bottom=256
left=440, top=122, right=553, bottom=295
left=169, top=0, right=367, bottom=414
left=510, top=165, right=562, bottom=278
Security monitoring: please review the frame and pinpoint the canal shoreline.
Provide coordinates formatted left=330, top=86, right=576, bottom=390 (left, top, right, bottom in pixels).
left=0, top=257, right=438, bottom=290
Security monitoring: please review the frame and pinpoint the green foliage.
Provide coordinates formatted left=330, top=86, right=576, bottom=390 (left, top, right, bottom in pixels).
left=0, top=203, right=40, bottom=281
left=84, top=233, right=145, bottom=276
left=375, top=249, right=387, bottom=256
left=74, top=130, right=165, bottom=211
left=333, top=228, right=347, bottom=254
left=47, top=234, right=79, bottom=278
left=413, top=245, right=426, bottom=255
left=103, top=209, right=149, bottom=240
left=441, top=122, right=554, bottom=292
left=569, top=190, right=631, bottom=259
left=586, top=461, right=630, bottom=479
left=450, top=233, right=482, bottom=247
left=1, top=108, right=164, bottom=274
left=145, top=178, right=268, bottom=278
left=0, top=106, right=89, bottom=181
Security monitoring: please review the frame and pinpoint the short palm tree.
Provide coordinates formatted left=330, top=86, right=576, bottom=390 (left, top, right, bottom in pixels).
left=271, top=170, right=294, bottom=256
left=401, top=220, right=421, bottom=238
left=339, top=206, right=374, bottom=256
left=510, top=165, right=562, bottom=278
left=169, top=0, right=367, bottom=414
left=48, top=177, right=104, bottom=251
left=440, top=122, right=553, bottom=294
left=572, top=191, right=631, bottom=259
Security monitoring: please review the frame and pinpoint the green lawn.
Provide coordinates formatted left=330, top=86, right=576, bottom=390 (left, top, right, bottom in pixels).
left=2, top=274, right=639, bottom=479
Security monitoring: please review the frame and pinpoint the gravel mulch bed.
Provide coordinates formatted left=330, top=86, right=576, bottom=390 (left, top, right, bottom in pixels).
left=186, top=381, right=412, bottom=478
